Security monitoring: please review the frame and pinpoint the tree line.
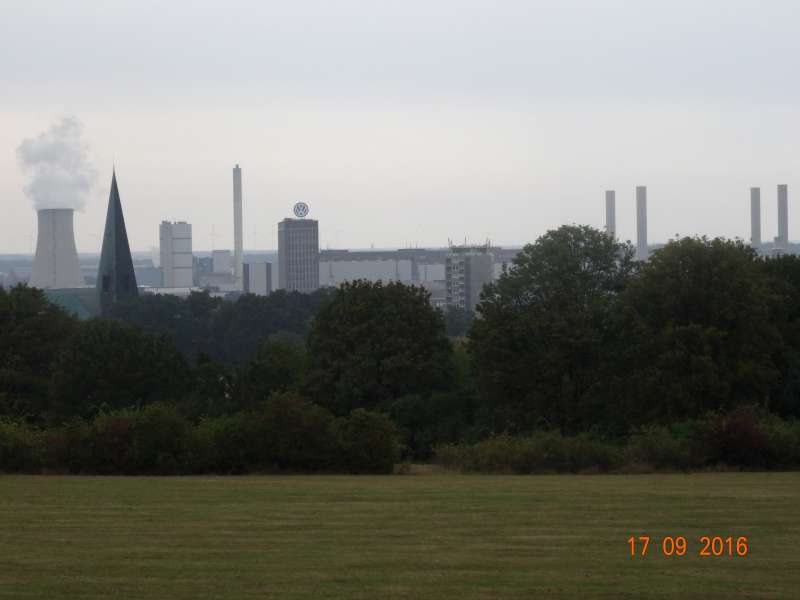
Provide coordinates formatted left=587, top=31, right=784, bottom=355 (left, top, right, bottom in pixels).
left=2, top=225, right=800, bottom=474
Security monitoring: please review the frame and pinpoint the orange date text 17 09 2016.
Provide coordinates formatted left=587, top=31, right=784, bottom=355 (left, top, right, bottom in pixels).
left=627, top=536, right=749, bottom=557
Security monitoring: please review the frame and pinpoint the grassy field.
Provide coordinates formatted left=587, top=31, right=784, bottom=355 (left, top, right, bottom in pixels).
left=1, top=473, right=798, bottom=599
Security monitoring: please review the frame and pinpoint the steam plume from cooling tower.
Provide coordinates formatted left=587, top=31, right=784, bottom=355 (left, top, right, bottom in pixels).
left=17, top=116, right=96, bottom=211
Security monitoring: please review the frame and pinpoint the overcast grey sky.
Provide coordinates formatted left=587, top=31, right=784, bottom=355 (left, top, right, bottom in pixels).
left=2, top=0, right=800, bottom=253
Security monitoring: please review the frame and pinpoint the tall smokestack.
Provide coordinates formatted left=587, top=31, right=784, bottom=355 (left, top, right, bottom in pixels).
left=777, top=184, right=789, bottom=250
left=636, top=186, right=648, bottom=260
left=605, top=190, right=616, bottom=239
left=750, top=187, right=761, bottom=247
left=29, top=208, right=84, bottom=288
left=233, top=164, right=243, bottom=289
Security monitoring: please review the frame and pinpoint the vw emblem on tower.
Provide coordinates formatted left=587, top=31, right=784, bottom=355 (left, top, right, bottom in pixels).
left=293, top=202, right=309, bottom=218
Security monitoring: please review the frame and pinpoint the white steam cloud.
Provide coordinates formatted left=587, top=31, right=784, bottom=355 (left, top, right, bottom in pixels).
left=17, top=116, right=96, bottom=211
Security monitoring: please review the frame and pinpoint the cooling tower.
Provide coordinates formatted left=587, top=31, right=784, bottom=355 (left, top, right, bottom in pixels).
left=29, top=209, right=84, bottom=289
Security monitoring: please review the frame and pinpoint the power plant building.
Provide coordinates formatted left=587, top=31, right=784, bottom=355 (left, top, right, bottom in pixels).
left=159, top=221, right=193, bottom=288
left=29, top=208, right=84, bottom=289
left=244, top=262, right=272, bottom=296
left=97, top=171, right=138, bottom=315
left=278, top=218, right=319, bottom=293
left=445, top=244, right=494, bottom=311
left=212, top=249, right=233, bottom=275
left=636, top=185, right=648, bottom=260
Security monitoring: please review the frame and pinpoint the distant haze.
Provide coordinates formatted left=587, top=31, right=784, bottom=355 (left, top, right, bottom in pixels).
left=1, top=0, right=799, bottom=253
left=17, top=117, right=96, bottom=212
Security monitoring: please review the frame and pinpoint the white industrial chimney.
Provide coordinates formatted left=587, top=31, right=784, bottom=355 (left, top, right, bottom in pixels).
left=233, top=164, right=243, bottom=289
left=29, top=208, right=84, bottom=288
left=776, top=184, right=789, bottom=251
left=750, top=187, right=761, bottom=247
left=636, top=186, right=648, bottom=260
left=605, top=190, right=616, bottom=239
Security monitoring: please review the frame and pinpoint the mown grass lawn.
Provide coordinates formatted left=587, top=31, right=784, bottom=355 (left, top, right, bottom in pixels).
left=1, top=473, right=798, bottom=599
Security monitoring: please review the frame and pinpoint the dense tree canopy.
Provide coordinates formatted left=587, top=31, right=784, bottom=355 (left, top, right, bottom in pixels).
left=470, top=225, right=635, bottom=433
left=112, top=289, right=333, bottom=364
left=618, top=237, right=780, bottom=425
left=49, top=319, right=190, bottom=419
left=0, top=286, right=78, bottom=419
left=306, top=280, right=453, bottom=415
left=5, top=225, right=800, bottom=473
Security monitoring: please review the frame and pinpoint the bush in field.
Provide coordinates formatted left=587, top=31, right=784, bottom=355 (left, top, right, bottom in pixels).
left=131, top=403, right=193, bottom=474
left=0, top=419, right=41, bottom=472
left=41, top=419, right=91, bottom=473
left=625, top=425, right=693, bottom=471
left=255, top=392, right=336, bottom=471
left=194, top=413, right=259, bottom=474
left=757, top=414, right=800, bottom=468
left=699, top=406, right=769, bottom=468
left=334, top=409, right=400, bottom=474
left=90, top=411, right=138, bottom=474
left=563, top=434, right=621, bottom=473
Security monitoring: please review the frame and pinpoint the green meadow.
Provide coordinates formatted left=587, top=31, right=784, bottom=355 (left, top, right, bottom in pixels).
left=1, top=473, right=798, bottom=599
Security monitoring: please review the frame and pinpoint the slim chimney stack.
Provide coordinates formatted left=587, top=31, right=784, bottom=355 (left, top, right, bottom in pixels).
left=636, top=186, right=648, bottom=260
left=605, top=190, right=616, bottom=239
left=750, top=187, right=761, bottom=247
left=233, top=164, right=244, bottom=289
left=777, top=184, right=789, bottom=251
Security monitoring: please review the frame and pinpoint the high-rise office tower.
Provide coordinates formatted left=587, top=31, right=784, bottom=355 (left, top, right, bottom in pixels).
left=159, top=221, right=193, bottom=287
left=605, top=190, right=616, bottom=239
left=233, top=164, right=244, bottom=289
left=636, top=186, right=648, bottom=260
left=97, top=170, right=138, bottom=315
left=278, top=217, right=319, bottom=293
left=750, top=187, right=761, bottom=247
left=29, top=208, right=84, bottom=289
left=445, top=244, right=494, bottom=312
left=777, top=184, right=789, bottom=250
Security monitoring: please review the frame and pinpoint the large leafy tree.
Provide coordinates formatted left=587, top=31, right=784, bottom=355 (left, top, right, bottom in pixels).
left=619, top=237, right=780, bottom=424
left=49, top=318, right=190, bottom=419
left=469, top=225, right=635, bottom=434
left=306, top=280, right=453, bottom=415
left=0, top=285, right=78, bottom=419
left=111, top=291, right=222, bottom=362
left=755, top=254, right=800, bottom=417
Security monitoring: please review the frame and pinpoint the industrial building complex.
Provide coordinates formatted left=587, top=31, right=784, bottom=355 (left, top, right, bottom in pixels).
left=8, top=167, right=794, bottom=320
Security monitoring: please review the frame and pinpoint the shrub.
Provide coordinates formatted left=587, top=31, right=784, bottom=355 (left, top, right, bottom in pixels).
left=131, top=403, right=193, bottom=474
left=334, top=409, right=400, bottom=474
left=90, top=411, right=137, bottom=474
left=0, top=419, right=41, bottom=472
left=41, top=419, right=91, bottom=473
left=564, top=434, right=622, bottom=473
left=626, top=425, right=693, bottom=471
left=760, top=414, right=800, bottom=467
left=699, top=406, right=768, bottom=467
left=255, top=392, right=336, bottom=471
left=195, top=414, right=259, bottom=474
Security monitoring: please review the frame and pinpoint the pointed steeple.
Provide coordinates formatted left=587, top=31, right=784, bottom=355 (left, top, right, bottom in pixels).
left=96, top=170, right=138, bottom=315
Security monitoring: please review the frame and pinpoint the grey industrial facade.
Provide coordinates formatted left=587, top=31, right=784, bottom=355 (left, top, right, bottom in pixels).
left=445, top=245, right=494, bottom=311
left=278, top=218, right=319, bottom=292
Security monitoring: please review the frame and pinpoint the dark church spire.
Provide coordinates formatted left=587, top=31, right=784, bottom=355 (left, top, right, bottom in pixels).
left=97, top=170, right=137, bottom=315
